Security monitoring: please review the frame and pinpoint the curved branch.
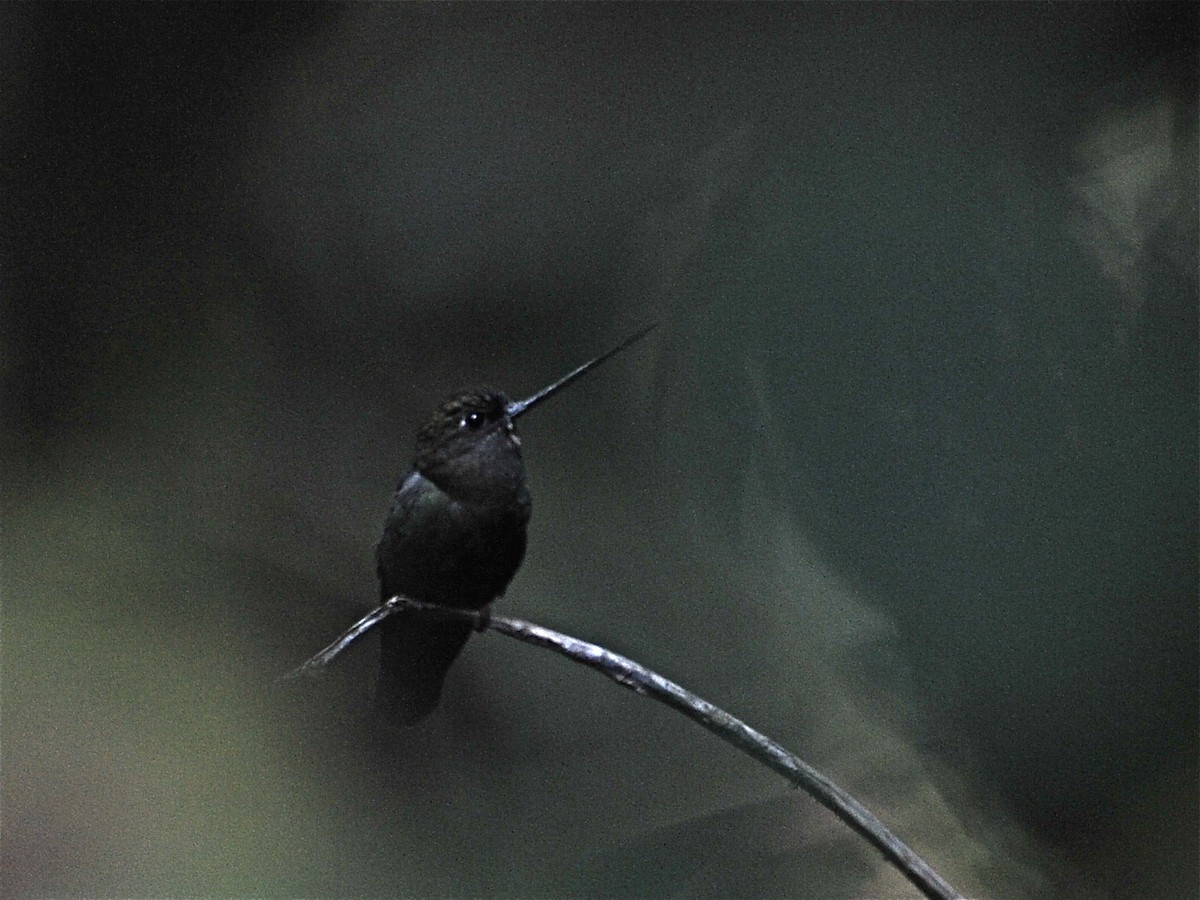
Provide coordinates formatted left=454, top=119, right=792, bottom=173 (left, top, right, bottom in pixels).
left=282, top=596, right=964, bottom=900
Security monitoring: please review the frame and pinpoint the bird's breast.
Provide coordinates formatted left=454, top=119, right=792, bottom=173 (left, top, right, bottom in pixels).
left=377, top=470, right=530, bottom=608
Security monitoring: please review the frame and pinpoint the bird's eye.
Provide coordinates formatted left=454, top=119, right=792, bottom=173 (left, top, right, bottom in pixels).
left=460, top=411, right=484, bottom=430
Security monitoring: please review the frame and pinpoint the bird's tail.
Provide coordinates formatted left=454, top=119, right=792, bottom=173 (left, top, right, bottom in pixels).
left=375, top=612, right=473, bottom=725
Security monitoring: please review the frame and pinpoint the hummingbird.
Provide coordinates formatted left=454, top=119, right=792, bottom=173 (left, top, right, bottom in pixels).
left=375, top=323, right=657, bottom=724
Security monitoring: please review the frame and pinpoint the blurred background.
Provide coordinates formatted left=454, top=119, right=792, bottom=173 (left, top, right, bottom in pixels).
left=3, top=4, right=1196, bottom=897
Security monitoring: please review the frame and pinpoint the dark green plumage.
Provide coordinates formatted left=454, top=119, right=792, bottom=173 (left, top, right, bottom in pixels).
left=376, top=390, right=530, bottom=723
left=374, top=324, right=656, bottom=724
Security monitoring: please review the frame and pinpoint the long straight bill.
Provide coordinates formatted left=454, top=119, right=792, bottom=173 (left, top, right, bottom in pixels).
left=505, top=322, right=659, bottom=419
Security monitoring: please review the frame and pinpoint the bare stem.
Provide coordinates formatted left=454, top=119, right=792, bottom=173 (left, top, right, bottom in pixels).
left=282, top=597, right=964, bottom=900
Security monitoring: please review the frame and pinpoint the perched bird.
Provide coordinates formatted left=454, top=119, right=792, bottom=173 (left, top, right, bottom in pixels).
left=375, top=324, right=656, bottom=723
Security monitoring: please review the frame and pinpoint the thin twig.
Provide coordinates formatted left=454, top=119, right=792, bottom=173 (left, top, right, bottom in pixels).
left=282, top=596, right=964, bottom=900
left=280, top=599, right=402, bottom=681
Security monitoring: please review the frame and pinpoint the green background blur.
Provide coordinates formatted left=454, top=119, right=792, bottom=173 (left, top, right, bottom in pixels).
left=4, top=4, right=1196, bottom=897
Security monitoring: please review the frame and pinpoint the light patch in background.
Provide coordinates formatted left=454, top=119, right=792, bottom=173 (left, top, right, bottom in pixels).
left=727, top=359, right=1070, bottom=897
left=1071, top=92, right=1193, bottom=332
